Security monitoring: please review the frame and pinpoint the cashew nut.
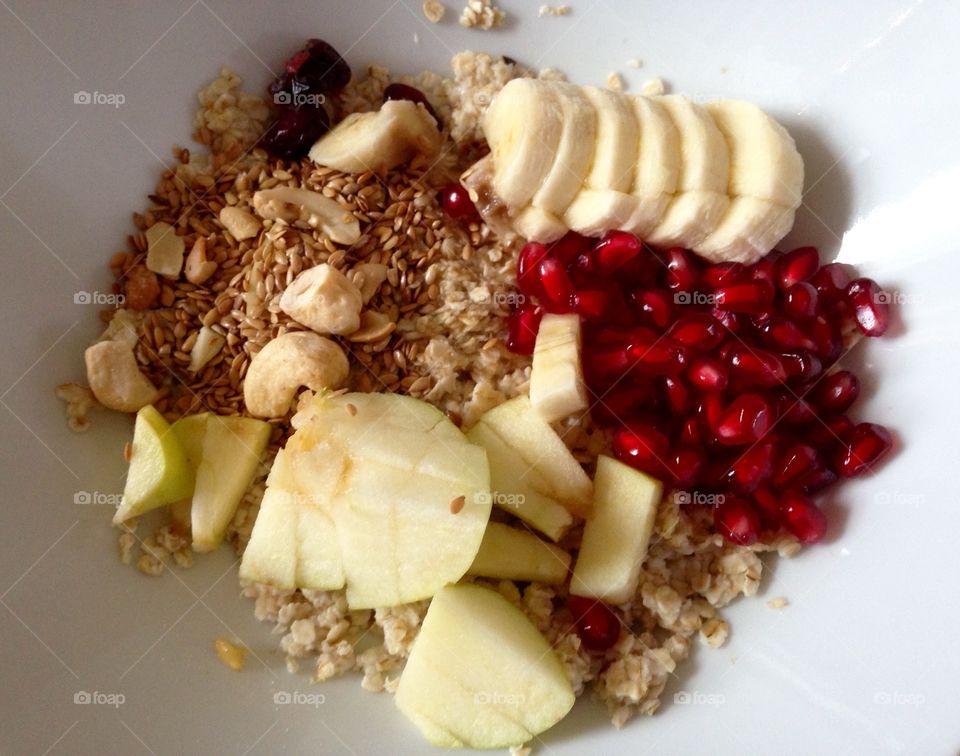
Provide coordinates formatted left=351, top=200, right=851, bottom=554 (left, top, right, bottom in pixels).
left=252, top=187, right=360, bottom=245
left=84, top=341, right=160, bottom=412
left=243, top=331, right=349, bottom=418
left=184, top=237, right=217, bottom=285
left=97, top=309, right=142, bottom=349
left=219, top=206, right=261, bottom=241
left=188, top=325, right=225, bottom=373
left=279, top=263, right=363, bottom=335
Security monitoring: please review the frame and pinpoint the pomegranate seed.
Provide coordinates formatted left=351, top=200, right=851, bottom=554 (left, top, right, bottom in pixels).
left=568, top=596, right=620, bottom=652
left=780, top=491, right=828, bottom=543
left=811, top=263, right=851, bottom=303
left=591, top=387, right=649, bottom=427
left=808, top=414, right=855, bottom=450
left=439, top=183, right=478, bottom=222
left=725, top=347, right=788, bottom=387
left=713, top=280, right=775, bottom=314
left=760, top=317, right=818, bottom=352
left=383, top=82, right=441, bottom=125
left=730, top=441, right=776, bottom=492
left=796, top=466, right=838, bottom=494
left=715, top=393, right=775, bottom=446
left=630, top=289, right=674, bottom=329
left=749, top=251, right=781, bottom=286
left=666, top=314, right=725, bottom=350
left=752, top=487, right=782, bottom=530
left=679, top=416, right=703, bottom=446
left=548, top=232, right=589, bottom=266
left=784, top=282, right=820, bottom=321
left=702, top=262, right=747, bottom=289
left=517, top=242, right=548, bottom=298
left=776, top=246, right=820, bottom=290
left=781, top=351, right=823, bottom=383
left=835, top=422, right=893, bottom=477
left=594, top=230, right=642, bottom=273
left=612, top=425, right=669, bottom=477
left=572, top=250, right=599, bottom=281
left=807, top=315, right=842, bottom=364
left=780, top=396, right=817, bottom=425
left=659, top=376, right=692, bottom=414
left=587, top=346, right=633, bottom=379
left=773, top=442, right=819, bottom=488
left=709, top=307, right=745, bottom=334
left=846, top=278, right=890, bottom=337
left=570, top=290, right=610, bottom=319
left=663, top=247, right=699, bottom=292
left=505, top=305, right=542, bottom=355
left=810, top=371, right=860, bottom=414
left=626, top=338, right=688, bottom=375
left=687, top=356, right=729, bottom=392
left=667, top=445, right=703, bottom=487
left=714, top=497, right=760, bottom=545
left=537, top=258, right=576, bottom=312
left=698, top=393, right=725, bottom=438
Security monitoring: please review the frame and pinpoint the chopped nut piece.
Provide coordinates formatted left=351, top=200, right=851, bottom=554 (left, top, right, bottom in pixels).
left=184, top=237, right=218, bottom=285
left=422, top=0, right=446, bottom=22
left=606, top=71, right=626, bottom=92
left=252, top=187, right=360, bottom=245
left=626, top=57, right=642, bottom=69
left=460, top=0, right=505, bottom=29
left=352, top=263, right=388, bottom=304
left=219, top=206, right=261, bottom=241
left=347, top=311, right=396, bottom=343
left=188, top=325, right=226, bottom=373
left=449, top=495, right=466, bottom=514
left=56, top=383, right=99, bottom=432
left=641, top=77, right=666, bottom=96
left=145, top=223, right=185, bottom=278
left=124, top=266, right=161, bottom=310
left=84, top=340, right=160, bottom=412
left=538, top=4, right=569, bottom=17
left=279, top=264, right=363, bottom=335
left=214, top=638, right=248, bottom=671
left=767, top=597, right=789, bottom=609
left=97, top=309, right=142, bottom=349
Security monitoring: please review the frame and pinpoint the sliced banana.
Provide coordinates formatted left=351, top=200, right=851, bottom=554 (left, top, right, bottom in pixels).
left=706, top=100, right=804, bottom=208
left=621, top=95, right=680, bottom=236
left=697, top=197, right=797, bottom=263
left=483, top=79, right=565, bottom=208
left=645, top=96, right=729, bottom=248
left=514, top=205, right=569, bottom=243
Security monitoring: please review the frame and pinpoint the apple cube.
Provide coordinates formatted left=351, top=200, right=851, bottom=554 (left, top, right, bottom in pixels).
left=468, top=522, right=571, bottom=585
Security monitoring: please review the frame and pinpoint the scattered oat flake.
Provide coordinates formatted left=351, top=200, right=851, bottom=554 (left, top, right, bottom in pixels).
left=460, top=0, right=505, bottom=29
left=606, top=72, right=626, bottom=92
left=450, top=495, right=466, bottom=514
left=626, top=57, right=642, bottom=69
left=538, top=4, right=569, bottom=16
left=767, top=597, right=789, bottom=609
left=423, top=0, right=446, bottom=23
left=214, top=638, right=248, bottom=671
left=641, top=77, right=666, bottom=96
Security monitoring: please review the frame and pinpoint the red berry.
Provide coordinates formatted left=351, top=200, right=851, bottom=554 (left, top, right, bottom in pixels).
left=568, top=596, right=621, bottom=652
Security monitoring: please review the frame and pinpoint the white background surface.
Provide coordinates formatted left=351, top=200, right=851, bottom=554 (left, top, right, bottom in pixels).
left=1, top=1, right=959, bottom=754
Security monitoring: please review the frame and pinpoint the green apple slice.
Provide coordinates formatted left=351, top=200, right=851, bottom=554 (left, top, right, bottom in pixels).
left=396, top=584, right=575, bottom=749
left=168, top=413, right=209, bottom=532
left=113, top=405, right=194, bottom=525
left=237, top=486, right=299, bottom=589
left=570, top=455, right=663, bottom=604
left=468, top=522, right=571, bottom=585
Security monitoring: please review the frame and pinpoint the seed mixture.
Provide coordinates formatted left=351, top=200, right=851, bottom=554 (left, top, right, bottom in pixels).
left=65, top=50, right=803, bottom=736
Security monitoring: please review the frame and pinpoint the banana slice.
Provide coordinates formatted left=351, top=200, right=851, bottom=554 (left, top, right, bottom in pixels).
left=483, top=79, right=566, bottom=209
left=645, top=96, right=729, bottom=248
left=697, top=197, right=796, bottom=262
left=705, top=100, right=804, bottom=208
left=563, top=87, right=640, bottom=236
left=514, top=205, right=569, bottom=243
left=621, top=95, right=680, bottom=236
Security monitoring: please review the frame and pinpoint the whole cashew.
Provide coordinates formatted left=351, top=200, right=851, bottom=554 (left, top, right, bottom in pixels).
left=84, top=341, right=160, bottom=412
left=243, top=331, right=349, bottom=418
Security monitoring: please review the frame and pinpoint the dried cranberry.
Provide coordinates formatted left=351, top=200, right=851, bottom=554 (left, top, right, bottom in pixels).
left=262, top=106, right=330, bottom=160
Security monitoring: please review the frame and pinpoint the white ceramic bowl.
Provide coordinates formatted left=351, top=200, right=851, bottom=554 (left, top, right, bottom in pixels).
left=2, top=1, right=958, bottom=753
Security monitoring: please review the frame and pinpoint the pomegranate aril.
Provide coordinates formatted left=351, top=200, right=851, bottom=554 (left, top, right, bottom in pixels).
left=784, top=282, right=820, bottom=321
left=659, top=375, right=692, bottom=415
left=731, top=441, right=776, bottom=492
left=630, top=289, right=674, bottom=329
left=663, top=247, right=699, bottom=292
left=570, top=290, right=610, bottom=319
left=713, top=280, right=775, bottom=314
left=811, top=263, right=851, bottom=303
left=752, top=487, right=782, bottom=530
left=773, top=442, right=819, bottom=488
left=808, top=414, right=855, bottom=449
left=594, top=230, right=642, bottom=273
left=709, top=307, right=745, bottom=334
left=807, top=315, right=842, bottom=364
left=760, top=317, right=818, bottom=352
left=835, top=422, right=893, bottom=477
left=679, top=416, right=703, bottom=447
left=505, top=305, right=542, bottom=355
left=702, top=262, right=747, bottom=289
left=776, top=246, right=820, bottom=290
left=592, top=387, right=650, bottom=427
left=725, top=346, right=788, bottom=387
left=666, top=314, right=725, bottom=351
left=517, top=242, right=548, bottom=298
left=697, top=393, right=725, bottom=438
left=846, top=278, right=890, bottom=337
left=568, top=596, right=620, bottom=652
left=612, top=425, right=669, bottom=477
left=537, top=257, right=576, bottom=312
left=749, top=251, right=781, bottom=287
left=810, top=370, right=860, bottom=414
left=440, top=183, right=479, bottom=222
left=780, top=396, right=817, bottom=425
left=626, top=338, right=688, bottom=375
left=780, top=491, right=828, bottom=544
left=714, top=497, right=761, bottom=546
left=715, top=392, right=775, bottom=446
left=383, top=82, right=441, bottom=125
left=667, top=445, right=703, bottom=487
left=687, top=356, right=729, bottom=392
left=796, top=466, right=838, bottom=494
left=781, top=350, right=823, bottom=383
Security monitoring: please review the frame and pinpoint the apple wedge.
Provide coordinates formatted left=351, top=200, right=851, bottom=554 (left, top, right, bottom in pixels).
left=570, top=455, right=663, bottom=604
left=468, top=522, right=571, bottom=585
left=113, top=405, right=194, bottom=525
left=529, top=313, right=588, bottom=423
left=396, top=584, right=575, bottom=749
